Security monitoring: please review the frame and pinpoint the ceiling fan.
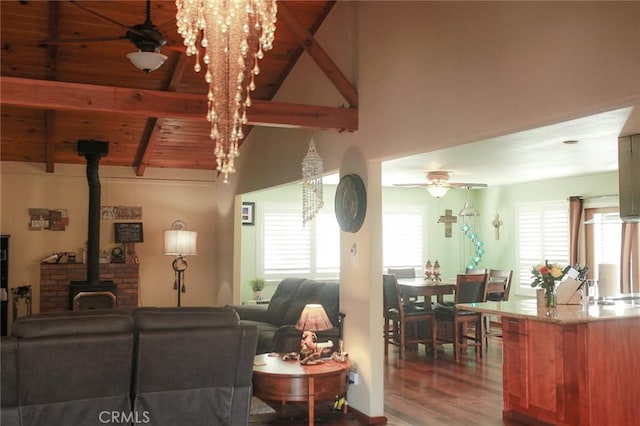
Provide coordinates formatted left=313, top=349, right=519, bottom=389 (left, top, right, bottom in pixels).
left=394, top=171, right=488, bottom=198
left=41, top=0, right=173, bottom=72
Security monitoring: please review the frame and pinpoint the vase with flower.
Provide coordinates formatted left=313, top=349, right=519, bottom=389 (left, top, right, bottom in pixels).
left=531, top=261, right=565, bottom=308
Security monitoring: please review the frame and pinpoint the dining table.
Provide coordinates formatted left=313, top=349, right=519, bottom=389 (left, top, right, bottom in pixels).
left=396, top=277, right=457, bottom=309
left=396, top=276, right=507, bottom=309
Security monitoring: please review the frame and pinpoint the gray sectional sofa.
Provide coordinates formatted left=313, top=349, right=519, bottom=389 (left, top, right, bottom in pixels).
left=1, top=306, right=258, bottom=426
left=232, top=278, right=340, bottom=354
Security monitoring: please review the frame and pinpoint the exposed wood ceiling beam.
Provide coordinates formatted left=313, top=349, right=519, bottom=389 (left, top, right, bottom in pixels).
left=278, top=1, right=358, bottom=108
left=45, top=1, right=61, bottom=173
left=0, top=77, right=358, bottom=132
left=136, top=53, right=191, bottom=176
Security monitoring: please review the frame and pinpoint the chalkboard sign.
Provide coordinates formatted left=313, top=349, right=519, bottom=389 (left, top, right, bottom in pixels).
left=114, top=222, right=144, bottom=243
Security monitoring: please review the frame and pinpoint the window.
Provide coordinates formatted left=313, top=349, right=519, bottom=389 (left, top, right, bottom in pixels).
left=383, top=208, right=425, bottom=272
left=515, top=201, right=569, bottom=294
left=259, top=204, right=340, bottom=280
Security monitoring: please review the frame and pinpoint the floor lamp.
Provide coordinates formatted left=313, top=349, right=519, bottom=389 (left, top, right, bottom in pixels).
left=163, top=220, right=197, bottom=307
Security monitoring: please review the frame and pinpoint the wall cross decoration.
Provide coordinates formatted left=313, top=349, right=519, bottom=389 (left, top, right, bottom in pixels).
left=438, top=209, right=457, bottom=238
left=492, top=213, right=504, bottom=240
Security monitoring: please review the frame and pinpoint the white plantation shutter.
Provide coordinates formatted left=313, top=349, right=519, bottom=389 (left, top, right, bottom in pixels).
left=261, top=206, right=339, bottom=279
left=516, top=201, right=570, bottom=293
left=263, top=211, right=311, bottom=275
left=315, top=212, right=340, bottom=275
left=383, top=210, right=424, bottom=271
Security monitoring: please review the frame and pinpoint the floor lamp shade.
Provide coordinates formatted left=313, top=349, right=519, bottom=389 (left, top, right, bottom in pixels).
left=163, top=230, right=197, bottom=256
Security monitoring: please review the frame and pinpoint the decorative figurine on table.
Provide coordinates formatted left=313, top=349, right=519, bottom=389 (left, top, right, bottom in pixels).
left=425, top=260, right=433, bottom=281
left=300, top=330, right=317, bottom=357
left=432, top=260, right=442, bottom=282
left=299, top=330, right=331, bottom=365
left=298, top=331, right=321, bottom=364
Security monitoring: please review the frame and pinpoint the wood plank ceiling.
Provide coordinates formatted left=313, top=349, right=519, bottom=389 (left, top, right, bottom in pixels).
left=0, top=0, right=358, bottom=176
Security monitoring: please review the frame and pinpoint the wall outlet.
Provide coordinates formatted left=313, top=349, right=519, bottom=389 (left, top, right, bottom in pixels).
left=349, top=369, right=359, bottom=385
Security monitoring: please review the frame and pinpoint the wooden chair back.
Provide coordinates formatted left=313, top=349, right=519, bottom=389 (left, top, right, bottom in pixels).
left=383, top=274, right=401, bottom=312
left=486, top=269, right=514, bottom=301
left=454, top=273, right=488, bottom=304
left=387, top=268, right=416, bottom=279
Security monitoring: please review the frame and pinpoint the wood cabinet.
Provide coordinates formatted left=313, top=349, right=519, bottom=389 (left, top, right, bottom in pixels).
left=502, top=315, right=640, bottom=425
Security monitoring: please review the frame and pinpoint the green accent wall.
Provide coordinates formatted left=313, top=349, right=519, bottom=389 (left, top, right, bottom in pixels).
left=240, top=171, right=618, bottom=302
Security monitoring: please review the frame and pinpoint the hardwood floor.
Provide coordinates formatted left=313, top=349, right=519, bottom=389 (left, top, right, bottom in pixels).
left=250, top=333, right=527, bottom=425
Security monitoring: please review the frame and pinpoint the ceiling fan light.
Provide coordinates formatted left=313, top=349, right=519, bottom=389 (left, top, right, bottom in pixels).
left=127, top=51, right=167, bottom=73
left=426, top=186, right=449, bottom=198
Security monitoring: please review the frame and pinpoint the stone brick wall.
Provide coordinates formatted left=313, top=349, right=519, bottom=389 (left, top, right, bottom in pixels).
left=40, top=263, right=139, bottom=312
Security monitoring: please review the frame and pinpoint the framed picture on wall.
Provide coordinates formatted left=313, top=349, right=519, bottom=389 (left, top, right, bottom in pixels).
left=242, top=202, right=255, bottom=226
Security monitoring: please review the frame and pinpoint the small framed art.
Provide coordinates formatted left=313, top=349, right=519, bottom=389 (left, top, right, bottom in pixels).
left=242, top=202, right=255, bottom=226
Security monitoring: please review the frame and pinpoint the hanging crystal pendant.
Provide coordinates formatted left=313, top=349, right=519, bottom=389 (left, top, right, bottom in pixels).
left=302, top=139, right=324, bottom=225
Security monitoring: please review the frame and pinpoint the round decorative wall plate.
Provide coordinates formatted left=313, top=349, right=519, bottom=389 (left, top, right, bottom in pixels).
left=334, top=174, right=367, bottom=233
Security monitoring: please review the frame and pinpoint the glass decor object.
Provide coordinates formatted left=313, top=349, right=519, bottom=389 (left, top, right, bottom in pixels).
left=302, top=139, right=324, bottom=225
left=176, top=0, right=278, bottom=183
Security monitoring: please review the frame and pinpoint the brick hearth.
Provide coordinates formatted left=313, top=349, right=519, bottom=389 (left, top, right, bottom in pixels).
left=40, top=263, right=139, bottom=313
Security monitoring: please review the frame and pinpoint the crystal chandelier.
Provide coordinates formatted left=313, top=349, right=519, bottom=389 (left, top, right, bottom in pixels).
left=176, top=0, right=278, bottom=183
left=302, top=139, right=324, bottom=225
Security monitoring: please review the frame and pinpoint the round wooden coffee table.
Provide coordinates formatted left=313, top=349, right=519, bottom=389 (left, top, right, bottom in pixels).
left=252, top=353, right=351, bottom=426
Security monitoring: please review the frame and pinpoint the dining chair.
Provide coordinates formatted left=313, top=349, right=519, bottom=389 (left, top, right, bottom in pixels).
left=383, top=274, right=400, bottom=353
left=387, top=268, right=416, bottom=279
left=383, top=274, right=433, bottom=359
left=465, top=267, right=487, bottom=275
left=483, top=269, right=513, bottom=347
left=387, top=268, right=423, bottom=305
left=432, top=273, right=487, bottom=361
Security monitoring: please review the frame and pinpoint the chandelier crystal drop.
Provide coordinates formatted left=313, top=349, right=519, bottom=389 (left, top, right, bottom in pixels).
left=302, top=139, right=324, bottom=226
left=176, top=0, right=278, bottom=183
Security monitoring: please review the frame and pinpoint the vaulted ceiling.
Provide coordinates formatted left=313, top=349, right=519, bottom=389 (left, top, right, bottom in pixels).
left=0, top=0, right=357, bottom=176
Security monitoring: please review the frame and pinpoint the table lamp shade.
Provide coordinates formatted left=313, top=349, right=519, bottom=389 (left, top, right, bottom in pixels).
left=163, top=230, right=197, bottom=256
left=296, top=304, right=333, bottom=332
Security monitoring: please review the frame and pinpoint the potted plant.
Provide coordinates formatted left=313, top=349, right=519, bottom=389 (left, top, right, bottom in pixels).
left=249, top=278, right=266, bottom=300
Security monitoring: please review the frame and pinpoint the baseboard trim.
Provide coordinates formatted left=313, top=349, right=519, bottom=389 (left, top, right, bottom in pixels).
left=347, top=405, right=388, bottom=424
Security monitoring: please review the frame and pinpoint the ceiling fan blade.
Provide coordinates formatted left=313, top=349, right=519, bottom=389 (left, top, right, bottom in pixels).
left=41, top=36, right=128, bottom=46
left=69, top=1, right=134, bottom=33
left=162, top=44, right=186, bottom=53
left=447, top=182, right=488, bottom=188
left=392, top=183, right=429, bottom=188
left=156, top=17, right=177, bottom=32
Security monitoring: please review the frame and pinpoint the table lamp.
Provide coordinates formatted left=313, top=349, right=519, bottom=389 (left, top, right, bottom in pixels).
left=163, top=220, right=197, bottom=307
left=295, top=304, right=334, bottom=364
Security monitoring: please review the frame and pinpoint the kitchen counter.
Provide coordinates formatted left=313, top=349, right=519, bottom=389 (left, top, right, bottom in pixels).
left=459, top=296, right=640, bottom=425
left=457, top=296, right=640, bottom=324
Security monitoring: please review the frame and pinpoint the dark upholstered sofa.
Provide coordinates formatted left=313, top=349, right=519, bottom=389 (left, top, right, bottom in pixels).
left=1, top=306, right=258, bottom=426
left=232, top=278, right=340, bottom=354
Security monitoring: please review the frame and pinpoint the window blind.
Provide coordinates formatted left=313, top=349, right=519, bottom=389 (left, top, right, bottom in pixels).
left=383, top=210, right=424, bottom=271
left=516, top=201, right=569, bottom=293
left=261, top=207, right=339, bottom=279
